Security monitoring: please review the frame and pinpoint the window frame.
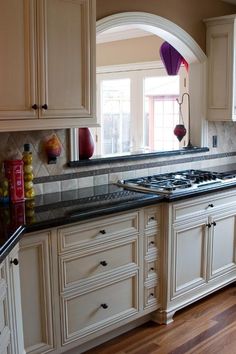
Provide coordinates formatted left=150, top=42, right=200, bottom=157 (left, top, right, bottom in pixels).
left=93, top=61, right=188, bottom=156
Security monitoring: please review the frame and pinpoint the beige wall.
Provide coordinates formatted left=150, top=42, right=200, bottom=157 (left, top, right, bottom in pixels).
left=97, top=35, right=163, bottom=66
left=96, top=0, right=236, bottom=52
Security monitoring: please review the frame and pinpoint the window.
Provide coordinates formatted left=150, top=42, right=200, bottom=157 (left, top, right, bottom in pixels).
left=92, top=64, right=188, bottom=157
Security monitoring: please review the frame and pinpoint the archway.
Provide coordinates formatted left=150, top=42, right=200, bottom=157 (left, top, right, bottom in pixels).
left=96, top=12, right=208, bottom=148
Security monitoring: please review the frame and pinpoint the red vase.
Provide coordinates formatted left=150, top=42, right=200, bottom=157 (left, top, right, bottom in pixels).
left=79, top=128, right=95, bottom=159
left=173, top=124, right=186, bottom=142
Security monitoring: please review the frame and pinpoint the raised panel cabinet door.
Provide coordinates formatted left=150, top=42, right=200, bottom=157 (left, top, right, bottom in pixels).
left=6, top=244, right=25, bottom=354
left=171, top=218, right=208, bottom=299
left=0, top=0, right=37, bottom=120
left=37, top=0, right=96, bottom=119
left=19, top=231, right=55, bottom=354
left=208, top=213, right=236, bottom=280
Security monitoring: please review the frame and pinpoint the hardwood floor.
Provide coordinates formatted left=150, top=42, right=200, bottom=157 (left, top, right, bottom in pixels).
left=84, top=284, right=236, bottom=354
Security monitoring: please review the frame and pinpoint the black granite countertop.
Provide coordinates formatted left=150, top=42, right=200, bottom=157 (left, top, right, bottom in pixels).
left=2, top=163, right=236, bottom=263
left=0, top=184, right=163, bottom=263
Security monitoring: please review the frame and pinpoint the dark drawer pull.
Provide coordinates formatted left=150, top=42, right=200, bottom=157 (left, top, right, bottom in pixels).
left=149, top=241, right=155, bottom=246
left=99, top=230, right=106, bottom=234
left=101, top=303, right=108, bottom=309
left=100, top=260, right=108, bottom=267
left=149, top=216, right=155, bottom=221
left=150, top=267, right=155, bottom=271
left=10, top=258, right=19, bottom=266
left=206, top=223, right=211, bottom=228
left=211, top=221, right=216, bottom=226
left=41, top=104, right=48, bottom=110
left=207, top=203, right=214, bottom=209
left=31, top=104, right=38, bottom=110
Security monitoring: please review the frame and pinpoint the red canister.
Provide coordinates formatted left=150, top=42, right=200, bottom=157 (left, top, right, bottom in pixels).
left=4, top=160, right=25, bottom=203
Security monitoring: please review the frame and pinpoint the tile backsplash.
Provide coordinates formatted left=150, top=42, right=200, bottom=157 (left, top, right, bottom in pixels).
left=0, top=121, right=236, bottom=195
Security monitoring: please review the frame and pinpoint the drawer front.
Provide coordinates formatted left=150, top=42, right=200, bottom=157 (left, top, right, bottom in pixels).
left=144, top=207, right=160, bottom=230
left=173, top=191, right=236, bottom=222
left=145, top=233, right=159, bottom=255
left=59, top=238, right=138, bottom=291
left=144, top=259, right=159, bottom=281
left=144, top=284, right=159, bottom=310
left=61, top=273, right=138, bottom=344
left=58, top=212, right=139, bottom=253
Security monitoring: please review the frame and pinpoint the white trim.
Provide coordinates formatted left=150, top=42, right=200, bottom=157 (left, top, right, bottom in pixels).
left=96, top=60, right=167, bottom=74
left=96, top=12, right=207, bottom=64
left=96, top=27, right=151, bottom=44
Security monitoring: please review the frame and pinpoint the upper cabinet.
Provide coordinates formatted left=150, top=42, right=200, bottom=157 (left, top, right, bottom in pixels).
left=0, top=0, right=96, bottom=132
left=205, top=15, right=236, bottom=121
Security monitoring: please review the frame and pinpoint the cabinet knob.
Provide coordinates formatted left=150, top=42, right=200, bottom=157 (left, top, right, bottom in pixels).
left=150, top=267, right=155, bottom=271
left=149, top=241, right=155, bottom=246
left=10, top=258, right=19, bottom=266
left=207, top=203, right=214, bottom=209
left=100, top=260, right=108, bottom=267
left=211, top=221, right=216, bottom=226
left=41, top=104, right=48, bottom=110
left=99, top=229, right=106, bottom=235
left=206, top=223, right=212, bottom=228
left=149, top=293, right=154, bottom=297
left=101, top=303, right=108, bottom=309
left=149, top=216, right=155, bottom=221
left=31, top=104, right=38, bottom=110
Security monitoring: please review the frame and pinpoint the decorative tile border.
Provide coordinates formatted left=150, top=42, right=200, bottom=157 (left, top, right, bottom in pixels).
left=34, top=151, right=236, bottom=185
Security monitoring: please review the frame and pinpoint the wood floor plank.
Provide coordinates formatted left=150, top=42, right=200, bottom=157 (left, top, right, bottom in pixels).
left=83, top=284, right=236, bottom=354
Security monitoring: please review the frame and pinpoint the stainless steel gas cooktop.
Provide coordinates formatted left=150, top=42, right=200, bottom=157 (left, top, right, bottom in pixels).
left=117, top=169, right=236, bottom=195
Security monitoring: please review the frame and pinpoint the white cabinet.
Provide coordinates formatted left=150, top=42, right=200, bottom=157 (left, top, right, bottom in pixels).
left=0, top=244, right=24, bottom=354
left=159, top=190, right=236, bottom=324
left=205, top=15, right=236, bottom=121
left=57, top=211, right=140, bottom=346
left=19, top=231, right=56, bottom=354
left=19, top=208, right=161, bottom=353
left=0, top=0, right=96, bottom=132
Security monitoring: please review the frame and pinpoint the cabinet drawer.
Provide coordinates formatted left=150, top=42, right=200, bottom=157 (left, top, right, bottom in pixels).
left=144, top=207, right=160, bottom=230
left=58, top=212, right=139, bottom=253
left=144, top=284, right=159, bottom=310
left=144, top=259, right=159, bottom=281
left=59, top=238, right=138, bottom=291
left=61, top=273, right=138, bottom=344
left=145, top=233, right=159, bottom=255
left=173, top=191, right=236, bottom=222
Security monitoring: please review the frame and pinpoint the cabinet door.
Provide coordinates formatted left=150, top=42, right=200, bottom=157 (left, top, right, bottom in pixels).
left=19, top=231, right=55, bottom=354
left=38, top=0, right=96, bottom=120
left=208, top=212, right=236, bottom=280
left=205, top=18, right=236, bottom=121
left=171, top=218, right=208, bottom=299
left=0, top=0, right=37, bottom=120
left=7, top=244, right=25, bottom=354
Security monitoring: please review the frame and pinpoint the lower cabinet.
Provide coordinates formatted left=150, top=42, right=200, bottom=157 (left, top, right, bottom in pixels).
left=19, top=208, right=161, bottom=354
left=160, top=190, right=236, bottom=324
left=0, top=244, right=24, bottom=354
left=19, top=231, right=56, bottom=353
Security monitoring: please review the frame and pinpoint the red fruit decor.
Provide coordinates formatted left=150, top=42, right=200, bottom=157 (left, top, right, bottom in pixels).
left=173, top=124, right=186, bottom=142
left=159, top=41, right=183, bottom=76
left=45, top=134, right=62, bottom=164
left=79, top=128, right=95, bottom=160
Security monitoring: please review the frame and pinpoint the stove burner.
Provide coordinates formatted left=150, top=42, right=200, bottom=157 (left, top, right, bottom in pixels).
left=117, top=169, right=236, bottom=195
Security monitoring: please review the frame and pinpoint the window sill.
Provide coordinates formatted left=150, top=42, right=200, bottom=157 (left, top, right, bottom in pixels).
left=68, top=147, right=209, bottom=167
